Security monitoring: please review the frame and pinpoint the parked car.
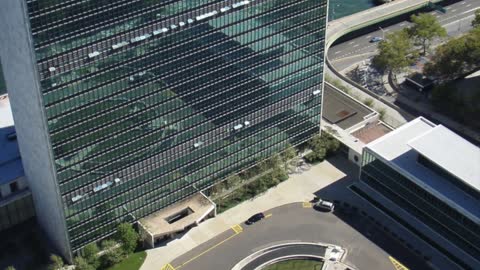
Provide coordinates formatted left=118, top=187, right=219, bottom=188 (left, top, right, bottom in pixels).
left=370, top=36, right=383, bottom=43
left=245, top=213, right=265, bottom=225
left=314, top=199, right=335, bottom=212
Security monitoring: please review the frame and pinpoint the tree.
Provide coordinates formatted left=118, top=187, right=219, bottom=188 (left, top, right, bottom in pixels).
left=472, top=10, right=480, bottom=28
left=100, top=240, right=124, bottom=268
left=372, top=29, right=416, bottom=76
left=82, top=243, right=100, bottom=268
left=304, top=132, right=340, bottom=163
left=116, top=223, right=139, bottom=254
left=73, top=256, right=95, bottom=270
left=408, top=13, right=447, bottom=55
left=5, top=266, right=16, bottom=270
left=47, top=254, right=64, bottom=270
left=425, top=27, right=480, bottom=80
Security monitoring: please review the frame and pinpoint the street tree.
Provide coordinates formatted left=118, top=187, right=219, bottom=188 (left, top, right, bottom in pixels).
left=408, top=13, right=447, bottom=55
left=425, top=27, right=480, bottom=80
left=5, top=266, right=16, bottom=270
left=372, top=29, right=416, bottom=76
left=472, top=10, right=480, bottom=28
left=116, top=223, right=139, bottom=254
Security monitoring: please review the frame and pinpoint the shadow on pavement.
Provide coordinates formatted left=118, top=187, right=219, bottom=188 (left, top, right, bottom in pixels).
left=313, top=155, right=433, bottom=270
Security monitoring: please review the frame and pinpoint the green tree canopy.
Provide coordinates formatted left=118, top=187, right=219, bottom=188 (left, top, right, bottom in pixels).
left=5, top=266, right=16, bottom=270
left=408, top=13, right=447, bottom=55
left=472, top=10, right=480, bottom=28
left=425, top=27, right=480, bottom=80
left=100, top=240, right=124, bottom=268
left=73, top=256, right=95, bottom=270
left=116, top=223, right=140, bottom=254
left=372, top=29, right=416, bottom=75
left=82, top=243, right=100, bottom=268
left=47, top=254, right=64, bottom=270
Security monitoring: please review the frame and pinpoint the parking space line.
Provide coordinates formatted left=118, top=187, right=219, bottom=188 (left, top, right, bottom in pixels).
left=389, top=256, right=409, bottom=270
left=231, top=224, right=243, bottom=234
left=302, top=202, right=312, bottom=208
left=161, top=263, right=176, bottom=270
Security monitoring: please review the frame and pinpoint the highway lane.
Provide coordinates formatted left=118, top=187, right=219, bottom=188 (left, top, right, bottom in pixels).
left=328, top=0, right=480, bottom=71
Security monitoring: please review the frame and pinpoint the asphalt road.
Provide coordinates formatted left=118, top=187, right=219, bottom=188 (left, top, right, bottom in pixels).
left=328, top=0, right=480, bottom=71
left=241, top=244, right=327, bottom=270
left=169, top=201, right=431, bottom=270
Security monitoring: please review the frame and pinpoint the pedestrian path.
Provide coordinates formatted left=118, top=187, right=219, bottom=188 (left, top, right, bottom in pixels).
left=140, top=159, right=348, bottom=270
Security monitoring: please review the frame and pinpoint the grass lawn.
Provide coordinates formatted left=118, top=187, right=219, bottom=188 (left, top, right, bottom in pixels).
left=106, top=251, right=146, bottom=270
left=263, top=259, right=323, bottom=270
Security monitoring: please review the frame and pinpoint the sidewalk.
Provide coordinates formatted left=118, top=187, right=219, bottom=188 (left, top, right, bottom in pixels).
left=140, top=160, right=348, bottom=270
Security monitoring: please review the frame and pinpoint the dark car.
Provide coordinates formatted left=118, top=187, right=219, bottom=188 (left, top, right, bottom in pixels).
left=245, top=213, right=265, bottom=225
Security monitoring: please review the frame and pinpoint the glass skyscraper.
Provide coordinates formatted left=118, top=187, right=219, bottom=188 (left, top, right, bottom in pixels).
left=0, top=0, right=327, bottom=259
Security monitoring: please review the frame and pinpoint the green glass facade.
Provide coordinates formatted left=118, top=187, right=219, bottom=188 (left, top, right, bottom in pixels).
left=359, top=150, right=480, bottom=269
left=24, top=0, right=326, bottom=251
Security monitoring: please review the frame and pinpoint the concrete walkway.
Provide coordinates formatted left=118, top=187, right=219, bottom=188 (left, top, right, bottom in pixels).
left=140, top=160, right=348, bottom=270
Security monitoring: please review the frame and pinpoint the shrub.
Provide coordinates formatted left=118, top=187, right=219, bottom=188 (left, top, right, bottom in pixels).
left=82, top=243, right=100, bottom=268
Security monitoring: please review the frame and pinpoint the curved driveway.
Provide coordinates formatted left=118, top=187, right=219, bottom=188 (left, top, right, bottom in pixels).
left=241, top=244, right=326, bottom=270
left=170, top=203, right=430, bottom=270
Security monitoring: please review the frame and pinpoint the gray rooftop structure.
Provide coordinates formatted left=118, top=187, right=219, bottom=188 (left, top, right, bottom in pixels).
left=322, top=83, right=374, bottom=130
left=366, top=117, right=480, bottom=223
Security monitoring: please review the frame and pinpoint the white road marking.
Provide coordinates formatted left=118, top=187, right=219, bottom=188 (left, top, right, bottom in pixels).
left=366, top=35, right=371, bottom=39
left=348, top=41, right=355, bottom=45
left=452, top=9, right=457, bottom=13
left=353, top=44, right=359, bottom=48
left=461, top=7, right=480, bottom=15
left=460, top=1, right=465, bottom=5
left=335, top=51, right=342, bottom=54
left=399, top=23, right=406, bottom=27
left=466, top=4, right=472, bottom=8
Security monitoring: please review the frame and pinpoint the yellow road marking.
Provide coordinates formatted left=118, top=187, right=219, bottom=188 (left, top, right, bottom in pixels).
left=265, top=213, right=273, bottom=218
left=176, top=232, right=239, bottom=269
left=231, top=224, right=243, bottom=234
left=389, top=256, right=409, bottom=270
left=161, top=263, right=176, bottom=270
left=303, top=202, right=312, bottom=208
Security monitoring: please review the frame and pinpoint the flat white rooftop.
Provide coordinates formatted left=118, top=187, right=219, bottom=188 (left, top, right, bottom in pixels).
left=366, top=117, right=480, bottom=222
left=408, top=125, right=480, bottom=192
left=0, top=95, right=14, bottom=128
